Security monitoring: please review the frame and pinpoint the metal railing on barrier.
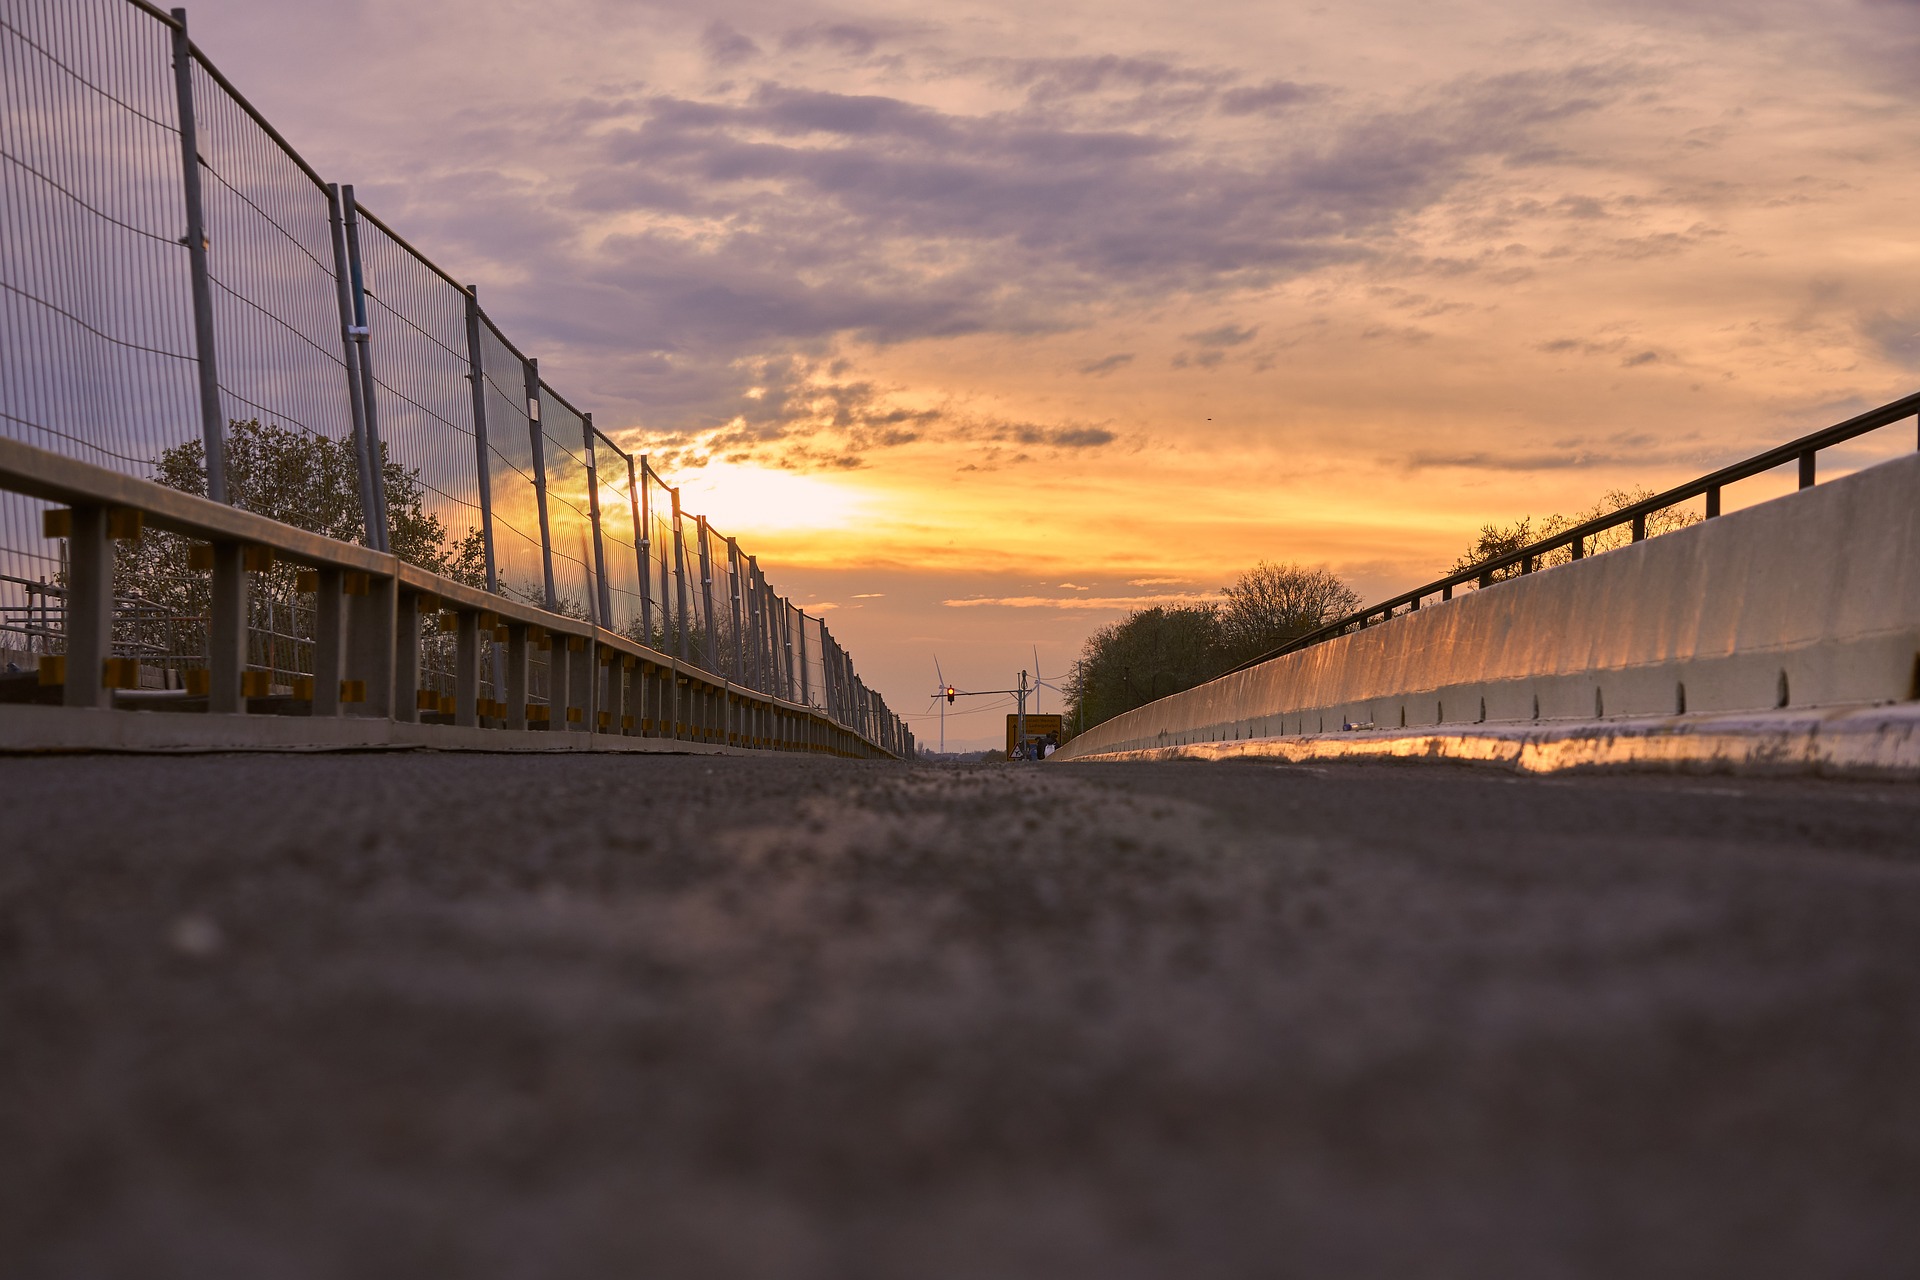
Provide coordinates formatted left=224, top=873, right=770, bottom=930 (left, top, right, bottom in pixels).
left=0, top=0, right=911, bottom=757
left=1226, top=390, right=1920, bottom=677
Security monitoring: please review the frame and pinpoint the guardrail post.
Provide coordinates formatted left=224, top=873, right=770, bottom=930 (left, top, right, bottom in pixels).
left=168, top=9, right=228, bottom=505
left=345, top=572, right=394, bottom=718
left=1631, top=512, right=1647, bottom=542
left=313, top=567, right=344, bottom=716
left=504, top=623, right=528, bottom=729
left=392, top=589, right=420, bottom=722
left=59, top=506, right=114, bottom=710
left=208, top=542, right=247, bottom=714
left=1799, top=450, right=1816, bottom=489
left=455, top=609, right=479, bottom=727
left=1706, top=486, right=1721, bottom=518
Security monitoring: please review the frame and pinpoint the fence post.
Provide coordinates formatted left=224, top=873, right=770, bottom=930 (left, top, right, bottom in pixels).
left=697, top=517, right=717, bottom=673
left=463, top=289, right=499, bottom=592
left=168, top=10, right=227, bottom=505
left=641, top=454, right=656, bottom=644
left=525, top=359, right=558, bottom=612
left=585, top=415, right=612, bottom=628
left=726, top=536, right=745, bottom=685
left=326, top=184, right=382, bottom=548
left=341, top=188, right=389, bottom=552
left=797, top=610, right=810, bottom=707
left=671, top=491, right=690, bottom=663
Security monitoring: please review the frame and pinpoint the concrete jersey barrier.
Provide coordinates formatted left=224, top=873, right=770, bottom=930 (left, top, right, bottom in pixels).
left=1057, top=450, right=1920, bottom=759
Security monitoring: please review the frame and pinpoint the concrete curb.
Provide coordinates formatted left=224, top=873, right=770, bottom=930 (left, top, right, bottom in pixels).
left=0, top=703, right=746, bottom=756
left=1054, top=703, right=1920, bottom=778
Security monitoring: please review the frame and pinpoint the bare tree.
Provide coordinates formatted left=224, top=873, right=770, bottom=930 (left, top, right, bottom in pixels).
left=1451, top=487, right=1700, bottom=584
left=1218, top=561, right=1361, bottom=661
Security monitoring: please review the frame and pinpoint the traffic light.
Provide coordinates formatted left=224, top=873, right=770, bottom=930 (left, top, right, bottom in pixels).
left=945, top=686, right=956, bottom=703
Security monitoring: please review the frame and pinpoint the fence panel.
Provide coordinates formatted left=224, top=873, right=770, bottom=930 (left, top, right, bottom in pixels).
left=475, top=318, right=544, bottom=606
left=535, top=385, right=596, bottom=622
left=642, top=464, right=677, bottom=655
left=591, top=431, right=643, bottom=640
left=189, top=60, right=356, bottom=517
left=352, top=209, right=486, bottom=580
left=1, top=0, right=199, bottom=660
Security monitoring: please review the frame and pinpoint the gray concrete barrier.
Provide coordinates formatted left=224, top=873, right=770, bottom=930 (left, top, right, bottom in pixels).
left=1058, top=450, right=1920, bottom=761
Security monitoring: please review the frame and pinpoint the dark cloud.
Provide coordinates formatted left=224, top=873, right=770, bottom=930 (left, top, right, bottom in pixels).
left=1861, top=308, right=1920, bottom=369
left=1218, top=80, right=1321, bottom=116
left=1184, top=323, right=1259, bottom=347
left=1078, top=352, right=1134, bottom=376
left=780, top=23, right=884, bottom=57
left=700, top=20, right=760, bottom=67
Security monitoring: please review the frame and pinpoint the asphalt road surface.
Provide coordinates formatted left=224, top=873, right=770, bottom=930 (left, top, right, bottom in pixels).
left=4, top=753, right=1919, bottom=1279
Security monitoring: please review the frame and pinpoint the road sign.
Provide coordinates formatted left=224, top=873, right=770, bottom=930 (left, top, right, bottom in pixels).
left=1008, top=713, right=1065, bottom=759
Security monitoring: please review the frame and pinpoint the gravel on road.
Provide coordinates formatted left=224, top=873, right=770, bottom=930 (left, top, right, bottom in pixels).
left=3, top=753, right=1919, bottom=1278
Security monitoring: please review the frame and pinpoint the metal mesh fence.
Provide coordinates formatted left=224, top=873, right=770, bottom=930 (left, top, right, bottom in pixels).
left=0, top=0, right=903, bottom=747
left=190, top=60, right=354, bottom=490
left=591, top=432, right=643, bottom=640
left=535, top=384, right=597, bottom=623
left=352, top=209, right=486, bottom=580
left=476, top=317, right=544, bottom=607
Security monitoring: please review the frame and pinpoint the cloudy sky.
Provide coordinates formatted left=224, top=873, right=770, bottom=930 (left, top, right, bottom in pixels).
left=186, top=0, right=1920, bottom=745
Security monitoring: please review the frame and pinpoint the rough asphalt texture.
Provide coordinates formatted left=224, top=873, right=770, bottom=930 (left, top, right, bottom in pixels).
left=3, top=754, right=1919, bottom=1279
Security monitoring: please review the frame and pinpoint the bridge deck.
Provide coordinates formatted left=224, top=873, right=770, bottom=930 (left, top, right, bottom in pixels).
left=5, top=755, right=1918, bottom=1276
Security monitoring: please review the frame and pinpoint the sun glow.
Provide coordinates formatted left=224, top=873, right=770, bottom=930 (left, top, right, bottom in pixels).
left=665, top=460, right=875, bottom=540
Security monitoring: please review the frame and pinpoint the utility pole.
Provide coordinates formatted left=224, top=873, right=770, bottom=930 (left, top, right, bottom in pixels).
left=1016, top=669, right=1028, bottom=761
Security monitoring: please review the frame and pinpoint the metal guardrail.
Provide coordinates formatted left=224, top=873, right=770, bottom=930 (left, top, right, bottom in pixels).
left=0, top=436, right=894, bottom=757
left=1225, top=391, right=1920, bottom=677
left=0, top=0, right=911, bottom=757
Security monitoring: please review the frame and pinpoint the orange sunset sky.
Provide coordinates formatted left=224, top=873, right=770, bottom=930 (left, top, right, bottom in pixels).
left=184, top=0, right=1920, bottom=746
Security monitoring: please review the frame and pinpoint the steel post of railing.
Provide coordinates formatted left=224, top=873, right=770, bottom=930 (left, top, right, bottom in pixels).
left=392, top=590, right=420, bottom=723
left=313, top=567, right=343, bottom=717
left=455, top=609, right=480, bottom=727
left=207, top=542, right=246, bottom=714
left=348, top=573, right=395, bottom=719
left=504, top=623, right=528, bottom=730
left=168, top=10, right=227, bottom=504
left=60, top=507, right=114, bottom=710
